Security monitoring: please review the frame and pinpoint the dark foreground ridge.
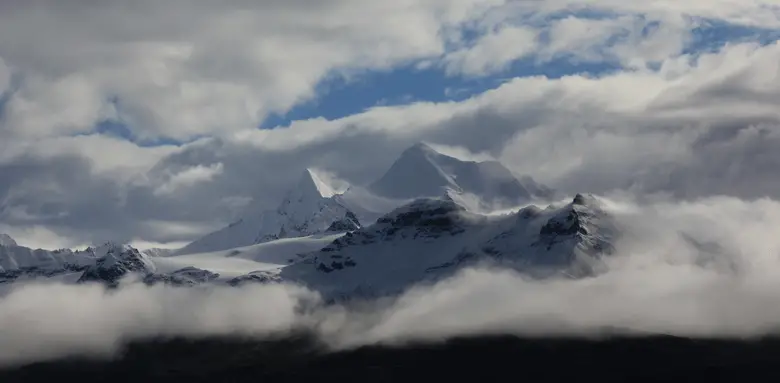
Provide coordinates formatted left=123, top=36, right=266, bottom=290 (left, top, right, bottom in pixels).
left=4, top=334, right=780, bottom=382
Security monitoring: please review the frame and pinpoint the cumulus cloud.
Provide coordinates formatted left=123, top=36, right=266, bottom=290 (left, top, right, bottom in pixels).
left=0, top=0, right=501, bottom=141
left=4, top=196, right=780, bottom=366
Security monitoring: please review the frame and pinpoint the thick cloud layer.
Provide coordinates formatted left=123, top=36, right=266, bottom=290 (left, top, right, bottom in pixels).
left=0, top=1, right=779, bottom=247
left=3, top=196, right=780, bottom=367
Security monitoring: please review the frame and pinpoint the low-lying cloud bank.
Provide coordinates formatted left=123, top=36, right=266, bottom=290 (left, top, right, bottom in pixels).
left=3, top=195, right=780, bottom=367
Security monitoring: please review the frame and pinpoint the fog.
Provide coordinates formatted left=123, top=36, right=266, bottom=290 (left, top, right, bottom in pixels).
left=3, top=195, right=780, bottom=367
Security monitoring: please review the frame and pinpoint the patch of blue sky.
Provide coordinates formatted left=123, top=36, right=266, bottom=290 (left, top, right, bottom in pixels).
left=262, top=17, right=779, bottom=129
left=259, top=56, right=621, bottom=129
left=687, top=19, right=780, bottom=53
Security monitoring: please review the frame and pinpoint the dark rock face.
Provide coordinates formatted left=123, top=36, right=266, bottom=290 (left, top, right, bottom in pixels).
left=227, top=272, right=282, bottom=287
left=305, top=199, right=473, bottom=280
left=325, top=211, right=361, bottom=233
left=143, top=267, right=220, bottom=287
left=539, top=210, right=586, bottom=237
left=314, top=255, right=358, bottom=274
left=374, top=199, right=469, bottom=240
left=0, top=264, right=89, bottom=284
left=425, top=251, right=477, bottom=273
left=535, top=195, right=615, bottom=254
left=77, top=246, right=153, bottom=286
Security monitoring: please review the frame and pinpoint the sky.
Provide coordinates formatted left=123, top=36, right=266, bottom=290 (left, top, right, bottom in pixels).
left=1, top=0, right=780, bottom=249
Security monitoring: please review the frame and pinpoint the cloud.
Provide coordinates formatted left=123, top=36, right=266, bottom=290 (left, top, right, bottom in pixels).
left=1, top=1, right=780, bottom=246
left=540, top=14, right=692, bottom=67
left=0, top=0, right=503, bottom=141
left=4, top=195, right=780, bottom=366
left=2, top=0, right=774, bottom=141
left=153, top=162, right=224, bottom=196
left=444, top=25, right=539, bottom=76
left=0, top=282, right=317, bottom=367
left=4, top=41, right=780, bottom=246
left=3, top=4, right=780, bottom=364
left=0, top=57, right=9, bottom=95
left=423, top=142, right=497, bottom=162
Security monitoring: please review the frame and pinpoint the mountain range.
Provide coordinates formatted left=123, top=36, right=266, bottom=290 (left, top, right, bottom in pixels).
left=0, top=143, right=613, bottom=300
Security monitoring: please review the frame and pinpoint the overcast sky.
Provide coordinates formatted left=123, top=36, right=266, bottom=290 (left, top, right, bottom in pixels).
left=1, top=0, right=779, bottom=249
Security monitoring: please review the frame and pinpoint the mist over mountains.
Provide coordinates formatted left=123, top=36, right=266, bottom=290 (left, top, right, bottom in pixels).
left=3, top=143, right=780, bottom=372
left=2, top=1, right=780, bottom=379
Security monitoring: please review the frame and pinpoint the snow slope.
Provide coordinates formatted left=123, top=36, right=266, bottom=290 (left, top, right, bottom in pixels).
left=1, top=239, right=99, bottom=275
left=369, top=143, right=543, bottom=209
left=0, top=143, right=573, bottom=298
left=176, top=169, right=360, bottom=255
left=176, top=143, right=553, bottom=255
left=155, top=234, right=342, bottom=277
left=0, top=194, right=617, bottom=300
left=0, top=241, right=156, bottom=285
left=280, top=194, right=616, bottom=300
left=0, top=234, right=17, bottom=247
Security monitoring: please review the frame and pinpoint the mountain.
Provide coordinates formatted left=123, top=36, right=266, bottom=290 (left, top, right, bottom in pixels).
left=0, top=242, right=97, bottom=284
left=175, top=143, right=552, bottom=255
left=142, top=248, right=176, bottom=257
left=369, top=143, right=548, bottom=209
left=0, top=238, right=288, bottom=288
left=77, top=243, right=157, bottom=286
left=143, top=266, right=220, bottom=286
left=0, top=240, right=161, bottom=287
left=0, top=143, right=583, bottom=300
left=0, top=234, right=17, bottom=247
left=175, top=169, right=361, bottom=255
left=279, top=193, right=616, bottom=300
left=0, top=194, right=617, bottom=301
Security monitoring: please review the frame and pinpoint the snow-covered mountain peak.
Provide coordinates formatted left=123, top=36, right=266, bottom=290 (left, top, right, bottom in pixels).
left=278, top=168, right=350, bottom=217
left=572, top=193, right=598, bottom=207
left=85, top=241, right=134, bottom=258
left=0, top=234, right=17, bottom=247
left=369, top=142, right=537, bottom=210
left=175, top=168, right=361, bottom=255
left=174, top=142, right=554, bottom=258
left=369, top=143, right=458, bottom=198
left=403, top=141, right=440, bottom=158
left=296, top=168, right=342, bottom=199
left=278, top=193, right=619, bottom=300
left=78, top=245, right=156, bottom=285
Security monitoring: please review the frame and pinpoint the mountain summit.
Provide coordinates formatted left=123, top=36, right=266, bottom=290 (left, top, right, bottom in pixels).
left=369, top=142, right=546, bottom=209
left=176, top=143, right=553, bottom=255
left=175, top=169, right=360, bottom=255
left=0, top=234, right=17, bottom=247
